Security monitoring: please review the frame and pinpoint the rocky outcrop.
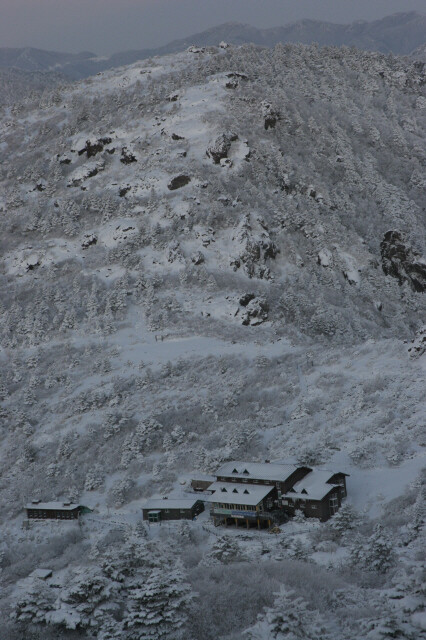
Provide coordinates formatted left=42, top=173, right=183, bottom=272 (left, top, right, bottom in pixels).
left=408, top=326, right=426, bottom=358
left=261, top=101, right=280, bottom=130
left=81, top=234, right=97, bottom=249
left=206, top=132, right=238, bottom=164
left=167, top=175, right=191, bottom=190
left=237, top=294, right=269, bottom=326
left=78, top=137, right=112, bottom=159
left=120, top=147, right=137, bottom=164
left=380, top=230, right=426, bottom=292
left=317, top=248, right=333, bottom=267
left=119, top=185, right=131, bottom=197
left=225, top=72, right=248, bottom=89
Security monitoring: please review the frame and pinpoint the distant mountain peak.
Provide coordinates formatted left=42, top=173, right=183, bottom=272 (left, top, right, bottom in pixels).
left=0, top=12, right=425, bottom=80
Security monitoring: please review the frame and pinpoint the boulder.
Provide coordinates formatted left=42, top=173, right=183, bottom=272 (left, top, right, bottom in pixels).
left=187, top=45, right=205, bottom=54
left=119, top=185, right=131, bottom=197
left=82, top=234, right=97, bottom=249
left=380, top=230, right=426, bottom=292
left=225, top=72, right=248, bottom=89
left=191, top=251, right=205, bottom=265
left=408, top=326, right=426, bottom=358
left=120, top=147, right=137, bottom=164
left=239, top=296, right=269, bottom=326
left=317, top=248, right=333, bottom=267
left=206, top=132, right=238, bottom=164
left=239, top=293, right=255, bottom=307
left=167, top=175, right=191, bottom=190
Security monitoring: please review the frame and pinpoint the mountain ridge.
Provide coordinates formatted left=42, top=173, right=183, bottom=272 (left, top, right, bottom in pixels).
left=0, top=11, right=425, bottom=80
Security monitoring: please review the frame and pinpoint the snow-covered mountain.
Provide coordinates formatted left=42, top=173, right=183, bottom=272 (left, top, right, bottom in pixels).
left=0, top=42, right=425, bottom=640
left=1, top=12, right=425, bottom=80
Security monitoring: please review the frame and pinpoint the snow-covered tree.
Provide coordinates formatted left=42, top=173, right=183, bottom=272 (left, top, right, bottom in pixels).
left=124, top=562, right=193, bottom=639
left=245, top=585, right=332, bottom=639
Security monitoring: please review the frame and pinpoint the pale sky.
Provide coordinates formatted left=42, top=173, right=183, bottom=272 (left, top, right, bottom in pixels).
left=1, top=0, right=425, bottom=55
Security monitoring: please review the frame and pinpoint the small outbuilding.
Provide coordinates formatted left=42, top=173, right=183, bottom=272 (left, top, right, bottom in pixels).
left=142, top=497, right=204, bottom=523
left=25, top=501, right=91, bottom=520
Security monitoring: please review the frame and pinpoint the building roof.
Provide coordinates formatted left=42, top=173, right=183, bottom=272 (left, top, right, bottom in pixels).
left=143, top=497, right=201, bottom=510
left=283, top=470, right=339, bottom=501
left=25, top=501, right=81, bottom=511
left=30, top=569, right=53, bottom=580
left=215, top=461, right=302, bottom=482
left=205, top=482, right=274, bottom=506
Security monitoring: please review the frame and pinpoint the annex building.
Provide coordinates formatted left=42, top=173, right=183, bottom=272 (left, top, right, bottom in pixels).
left=142, top=497, right=204, bottom=523
left=25, top=501, right=92, bottom=520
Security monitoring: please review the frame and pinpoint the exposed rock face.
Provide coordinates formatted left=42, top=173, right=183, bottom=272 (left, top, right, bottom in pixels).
left=119, top=185, right=131, bottom=197
left=78, top=137, right=112, bottom=158
left=187, top=45, right=206, bottom=54
left=261, top=100, right=280, bottom=130
left=225, top=72, right=249, bottom=89
left=408, top=326, right=426, bottom=358
left=239, top=293, right=255, bottom=306
left=231, top=214, right=278, bottom=279
left=167, top=175, right=191, bottom=190
left=239, top=296, right=269, bottom=326
left=120, top=147, right=137, bottom=164
left=317, top=248, right=333, bottom=267
left=380, top=230, right=426, bottom=292
left=206, top=132, right=238, bottom=164
left=81, top=234, right=97, bottom=249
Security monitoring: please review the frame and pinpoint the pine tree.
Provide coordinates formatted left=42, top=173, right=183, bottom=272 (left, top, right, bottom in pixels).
left=350, top=524, right=395, bottom=573
left=202, top=535, right=242, bottom=566
left=124, top=562, right=193, bottom=639
left=245, top=586, right=332, bottom=640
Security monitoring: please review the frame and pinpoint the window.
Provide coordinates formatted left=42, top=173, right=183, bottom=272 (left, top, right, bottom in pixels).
left=329, top=495, right=339, bottom=515
left=148, top=512, right=160, bottom=523
left=311, top=504, right=317, bottom=510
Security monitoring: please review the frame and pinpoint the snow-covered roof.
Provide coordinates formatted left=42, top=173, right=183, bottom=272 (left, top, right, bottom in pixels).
left=30, top=569, right=53, bottom=580
left=143, top=497, right=201, bottom=510
left=215, top=461, right=300, bottom=482
left=25, top=501, right=81, bottom=511
left=205, top=482, right=274, bottom=506
left=283, top=470, right=339, bottom=501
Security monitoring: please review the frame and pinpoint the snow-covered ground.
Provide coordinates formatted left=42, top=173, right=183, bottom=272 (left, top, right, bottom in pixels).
left=0, top=41, right=424, bottom=640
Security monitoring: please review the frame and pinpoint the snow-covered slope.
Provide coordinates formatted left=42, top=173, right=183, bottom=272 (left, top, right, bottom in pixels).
left=0, top=43, right=425, bottom=640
